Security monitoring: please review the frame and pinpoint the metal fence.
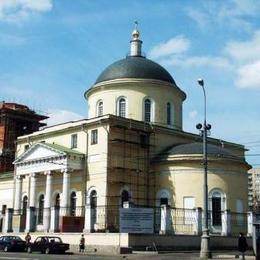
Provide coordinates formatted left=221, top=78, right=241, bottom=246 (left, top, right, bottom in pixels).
left=230, top=211, right=248, bottom=236
left=6, top=205, right=250, bottom=236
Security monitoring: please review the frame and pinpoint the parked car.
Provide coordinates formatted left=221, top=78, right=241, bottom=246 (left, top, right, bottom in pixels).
left=27, top=236, right=69, bottom=254
left=0, top=235, right=26, bottom=252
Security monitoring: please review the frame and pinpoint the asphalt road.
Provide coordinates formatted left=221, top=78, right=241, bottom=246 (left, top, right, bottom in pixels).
left=0, top=251, right=255, bottom=260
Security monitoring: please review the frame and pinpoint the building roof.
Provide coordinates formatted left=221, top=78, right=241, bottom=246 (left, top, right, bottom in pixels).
left=95, top=56, right=176, bottom=85
left=166, top=142, right=235, bottom=157
left=43, top=143, right=84, bottom=156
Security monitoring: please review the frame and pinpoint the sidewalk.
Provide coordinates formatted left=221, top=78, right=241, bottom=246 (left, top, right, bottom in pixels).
left=74, top=250, right=255, bottom=259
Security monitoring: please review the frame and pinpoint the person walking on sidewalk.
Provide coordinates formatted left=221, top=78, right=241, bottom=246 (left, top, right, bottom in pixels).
left=238, top=232, right=248, bottom=260
left=25, top=232, right=31, bottom=249
left=79, top=234, right=85, bottom=253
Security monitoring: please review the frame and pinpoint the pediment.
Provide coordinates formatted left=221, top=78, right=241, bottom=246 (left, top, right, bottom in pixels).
left=14, top=143, right=66, bottom=164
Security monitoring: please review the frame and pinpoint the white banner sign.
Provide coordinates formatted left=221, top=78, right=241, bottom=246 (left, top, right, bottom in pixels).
left=120, top=208, right=154, bottom=233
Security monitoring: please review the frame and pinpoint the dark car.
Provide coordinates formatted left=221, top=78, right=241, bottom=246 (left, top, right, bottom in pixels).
left=27, top=236, right=69, bottom=254
left=0, top=235, right=26, bottom=252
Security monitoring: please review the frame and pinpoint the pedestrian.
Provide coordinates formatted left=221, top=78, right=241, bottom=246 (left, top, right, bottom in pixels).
left=25, top=232, right=31, bottom=248
left=238, top=232, right=248, bottom=260
left=79, top=234, right=85, bottom=253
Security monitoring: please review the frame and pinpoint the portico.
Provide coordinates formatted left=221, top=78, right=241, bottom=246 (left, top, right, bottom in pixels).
left=13, top=142, right=84, bottom=232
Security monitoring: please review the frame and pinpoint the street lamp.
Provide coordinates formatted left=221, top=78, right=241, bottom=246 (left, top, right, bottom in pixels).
left=196, top=78, right=212, bottom=259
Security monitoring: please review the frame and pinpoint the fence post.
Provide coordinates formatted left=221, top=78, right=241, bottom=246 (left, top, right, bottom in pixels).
left=247, top=211, right=254, bottom=236
left=83, top=204, right=91, bottom=233
left=160, top=205, right=171, bottom=234
left=49, top=206, right=60, bottom=232
left=193, top=207, right=202, bottom=235
left=3, top=208, right=13, bottom=233
left=25, top=207, right=36, bottom=232
left=221, top=210, right=231, bottom=236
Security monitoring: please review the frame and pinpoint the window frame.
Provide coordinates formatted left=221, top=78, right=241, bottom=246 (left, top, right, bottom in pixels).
left=117, top=96, right=127, bottom=118
left=91, top=129, right=98, bottom=145
left=71, top=134, right=78, bottom=149
left=143, top=97, right=154, bottom=122
left=38, top=194, right=44, bottom=225
left=96, top=100, right=103, bottom=117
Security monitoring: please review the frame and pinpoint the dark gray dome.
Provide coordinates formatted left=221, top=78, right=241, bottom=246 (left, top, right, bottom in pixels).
left=95, top=56, right=176, bottom=84
left=167, top=143, right=234, bottom=157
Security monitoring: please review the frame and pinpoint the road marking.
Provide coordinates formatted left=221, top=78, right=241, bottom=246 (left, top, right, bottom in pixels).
left=0, top=257, right=38, bottom=260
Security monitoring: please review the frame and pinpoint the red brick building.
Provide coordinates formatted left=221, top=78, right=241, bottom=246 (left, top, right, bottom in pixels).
left=0, top=101, right=48, bottom=173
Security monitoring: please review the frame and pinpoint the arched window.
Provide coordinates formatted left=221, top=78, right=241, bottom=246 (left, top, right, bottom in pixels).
left=38, top=195, right=44, bottom=224
left=90, top=190, right=97, bottom=208
left=118, top=98, right=126, bottom=117
left=22, top=196, right=28, bottom=215
left=55, top=194, right=60, bottom=207
left=121, top=190, right=130, bottom=207
left=70, top=192, right=76, bottom=216
left=212, top=192, right=221, bottom=226
left=156, top=189, right=171, bottom=207
left=90, top=190, right=97, bottom=230
left=167, top=102, right=171, bottom=125
left=97, top=100, right=103, bottom=117
left=144, top=99, right=151, bottom=122
left=209, top=189, right=226, bottom=227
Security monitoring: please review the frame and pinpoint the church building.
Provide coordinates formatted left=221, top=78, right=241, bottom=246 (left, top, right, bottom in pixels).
left=2, top=26, right=250, bottom=236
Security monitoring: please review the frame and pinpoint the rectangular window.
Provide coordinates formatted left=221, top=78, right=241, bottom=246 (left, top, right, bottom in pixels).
left=91, top=129, right=98, bottom=145
left=71, top=134, right=78, bottom=148
left=212, top=197, right=222, bottom=226
left=183, top=197, right=195, bottom=224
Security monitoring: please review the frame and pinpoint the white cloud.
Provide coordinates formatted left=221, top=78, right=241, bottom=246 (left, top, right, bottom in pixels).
left=46, top=109, right=84, bottom=126
left=225, top=31, right=260, bottom=62
left=148, top=35, right=190, bottom=59
left=187, top=0, right=260, bottom=31
left=186, top=9, right=210, bottom=29
left=236, top=60, right=260, bottom=89
left=223, top=30, right=260, bottom=89
left=161, top=55, right=233, bottom=71
left=0, top=0, right=53, bottom=23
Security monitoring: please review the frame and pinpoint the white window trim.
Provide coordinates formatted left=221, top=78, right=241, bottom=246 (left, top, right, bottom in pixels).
left=166, top=101, right=175, bottom=126
left=156, top=189, right=171, bottom=207
left=96, top=99, right=103, bottom=117
left=142, top=97, right=155, bottom=122
left=116, top=96, right=128, bottom=118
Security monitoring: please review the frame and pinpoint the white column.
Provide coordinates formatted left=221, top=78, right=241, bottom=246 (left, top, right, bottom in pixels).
left=84, top=204, right=91, bottom=233
left=50, top=207, right=56, bottom=232
left=221, top=209, right=231, bottom=236
left=14, top=176, right=23, bottom=212
left=61, top=169, right=70, bottom=216
left=160, top=205, right=171, bottom=234
left=29, top=173, right=36, bottom=207
left=3, top=208, right=13, bottom=233
left=43, top=171, right=53, bottom=232
left=248, top=211, right=254, bottom=236
left=26, top=173, right=37, bottom=232
left=193, top=207, right=202, bottom=235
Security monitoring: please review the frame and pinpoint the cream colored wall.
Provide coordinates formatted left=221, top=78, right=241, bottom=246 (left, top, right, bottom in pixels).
left=106, top=125, right=149, bottom=206
left=15, top=119, right=110, bottom=208
left=152, top=160, right=248, bottom=212
left=12, top=114, right=248, bottom=214
left=87, top=80, right=184, bottom=130
left=0, top=178, right=14, bottom=208
left=16, top=129, right=88, bottom=158
left=86, top=124, right=109, bottom=205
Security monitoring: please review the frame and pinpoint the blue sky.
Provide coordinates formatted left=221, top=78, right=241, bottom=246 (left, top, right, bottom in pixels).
left=1, top=0, right=260, bottom=166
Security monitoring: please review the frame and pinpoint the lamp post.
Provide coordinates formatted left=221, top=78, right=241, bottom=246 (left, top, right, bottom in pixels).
left=196, top=78, right=212, bottom=259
